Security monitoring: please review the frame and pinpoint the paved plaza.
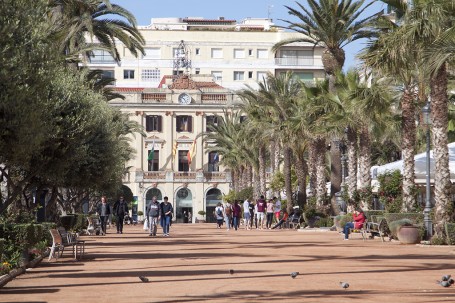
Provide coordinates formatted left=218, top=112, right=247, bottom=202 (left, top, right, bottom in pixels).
left=1, top=224, right=455, bottom=302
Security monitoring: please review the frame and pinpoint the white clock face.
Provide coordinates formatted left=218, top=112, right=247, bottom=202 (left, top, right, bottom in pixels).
left=178, top=93, right=191, bottom=104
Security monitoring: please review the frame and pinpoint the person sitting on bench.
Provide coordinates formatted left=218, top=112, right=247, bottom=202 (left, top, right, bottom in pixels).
left=272, top=210, right=288, bottom=229
left=343, top=208, right=365, bottom=240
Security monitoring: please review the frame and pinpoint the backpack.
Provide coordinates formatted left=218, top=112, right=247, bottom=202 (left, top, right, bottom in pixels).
left=216, top=208, right=222, bottom=216
left=225, top=205, right=232, bottom=215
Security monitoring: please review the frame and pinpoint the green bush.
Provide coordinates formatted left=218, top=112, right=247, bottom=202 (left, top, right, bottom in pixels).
left=431, top=235, right=447, bottom=245
left=71, top=214, right=88, bottom=232
left=364, top=210, right=385, bottom=221
left=0, top=238, right=4, bottom=262
left=384, top=213, right=424, bottom=225
left=445, top=223, right=455, bottom=245
left=137, top=211, right=144, bottom=216
left=315, top=216, right=333, bottom=227
left=338, top=214, right=353, bottom=228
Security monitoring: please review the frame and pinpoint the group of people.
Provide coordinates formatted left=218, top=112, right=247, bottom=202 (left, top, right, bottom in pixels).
left=96, top=195, right=129, bottom=235
left=144, top=196, right=173, bottom=237
left=214, top=196, right=301, bottom=231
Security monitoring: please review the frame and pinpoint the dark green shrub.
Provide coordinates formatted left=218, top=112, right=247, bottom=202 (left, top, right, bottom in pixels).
left=72, top=214, right=88, bottom=232
left=59, top=215, right=77, bottom=230
left=445, top=223, right=455, bottom=245
left=41, top=222, right=57, bottom=246
left=364, top=210, right=385, bottom=221
left=338, top=214, right=353, bottom=228
left=315, top=216, right=333, bottom=227
left=431, top=235, right=447, bottom=245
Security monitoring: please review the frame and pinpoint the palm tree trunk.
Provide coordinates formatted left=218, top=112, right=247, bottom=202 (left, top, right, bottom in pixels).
left=253, top=169, right=261, bottom=200
left=358, top=127, right=372, bottom=209
left=314, top=138, right=327, bottom=207
left=294, top=151, right=307, bottom=209
left=259, top=146, right=267, bottom=195
left=246, top=164, right=253, bottom=188
left=283, top=145, right=293, bottom=213
left=330, top=140, right=342, bottom=204
left=401, top=89, right=417, bottom=211
left=346, top=127, right=358, bottom=199
left=308, top=141, right=317, bottom=197
left=430, top=64, right=452, bottom=237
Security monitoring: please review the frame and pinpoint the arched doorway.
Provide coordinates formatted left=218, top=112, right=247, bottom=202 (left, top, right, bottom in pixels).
left=145, top=188, right=163, bottom=214
left=206, top=188, right=222, bottom=223
left=176, top=188, right=192, bottom=223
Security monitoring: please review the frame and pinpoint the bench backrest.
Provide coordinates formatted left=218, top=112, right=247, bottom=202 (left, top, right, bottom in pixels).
left=50, top=229, right=63, bottom=246
left=57, top=227, right=75, bottom=245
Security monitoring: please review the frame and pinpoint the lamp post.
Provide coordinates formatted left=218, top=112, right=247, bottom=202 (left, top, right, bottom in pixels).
left=422, top=101, right=433, bottom=239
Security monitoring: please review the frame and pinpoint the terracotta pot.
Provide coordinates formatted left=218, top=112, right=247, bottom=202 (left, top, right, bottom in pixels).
left=397, top=225, right=421, bottom=244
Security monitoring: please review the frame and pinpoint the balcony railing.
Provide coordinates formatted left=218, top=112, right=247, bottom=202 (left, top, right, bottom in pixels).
left=275, top=57, right=314, bottom=66
left=204, top=172, right=227, bottom=181
left=144, top=171, right=167, bottom=180
left=174, top=172, right=197, bottom=180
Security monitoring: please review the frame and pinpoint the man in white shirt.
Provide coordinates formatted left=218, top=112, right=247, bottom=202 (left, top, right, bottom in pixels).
left=243, top=198, right=251, bottom=230
left=274, top=197, right=281, bottom=223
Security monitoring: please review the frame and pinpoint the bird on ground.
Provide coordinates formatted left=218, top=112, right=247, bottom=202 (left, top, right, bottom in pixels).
left=441, top=274, right=451, bottom=281
left=229, top=269, right=234, bottom=275
left=339, top=282, right=350, bottom=289
left=436, top=280, right=451, bottom=287
left=448, top=278, right=454, bottom=285
left=139, top=276, right=149, bottom=283
left=290, top=272, right=299, bottom=279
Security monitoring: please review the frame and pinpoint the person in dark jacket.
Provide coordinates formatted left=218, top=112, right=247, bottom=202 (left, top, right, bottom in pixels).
left=113, top=196, right=128, bottom=234
left=160, top=196, right=173, bottom=237
left=96, top=196, right=111, bottom=235
left=146, top=196, right=160, bottom=237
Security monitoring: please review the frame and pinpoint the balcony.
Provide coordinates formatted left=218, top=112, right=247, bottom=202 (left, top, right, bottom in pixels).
left=138, top=170, right=231, bottom=183
left=275, top=57, right=314, bottom=66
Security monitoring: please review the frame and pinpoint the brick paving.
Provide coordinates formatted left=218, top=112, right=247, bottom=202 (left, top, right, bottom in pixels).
left=1, top=224, right=455, bottom=302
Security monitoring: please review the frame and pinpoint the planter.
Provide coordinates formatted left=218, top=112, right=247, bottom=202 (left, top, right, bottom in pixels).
left=397, top=225, right=421, bottom=244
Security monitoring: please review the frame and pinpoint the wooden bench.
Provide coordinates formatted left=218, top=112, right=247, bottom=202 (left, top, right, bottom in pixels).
left=349, top=220, right=368, bottom=241
left=48, top=228, right=85, bottom=261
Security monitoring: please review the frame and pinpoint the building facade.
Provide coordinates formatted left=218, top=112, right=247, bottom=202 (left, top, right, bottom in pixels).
left=85, top=17, right=324, bottom=223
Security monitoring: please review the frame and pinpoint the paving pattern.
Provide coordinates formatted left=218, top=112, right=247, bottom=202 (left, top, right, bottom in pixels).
left=1, top=224, right=455, bottom=302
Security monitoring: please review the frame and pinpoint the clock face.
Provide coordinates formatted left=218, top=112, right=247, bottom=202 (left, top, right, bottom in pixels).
left=178, top=93, right=191, bottom=104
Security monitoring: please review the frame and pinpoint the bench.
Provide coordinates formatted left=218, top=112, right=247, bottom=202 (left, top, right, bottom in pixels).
left=48, top=228, right=85, bottom=261
left=349, top=220, right=368, bottom=241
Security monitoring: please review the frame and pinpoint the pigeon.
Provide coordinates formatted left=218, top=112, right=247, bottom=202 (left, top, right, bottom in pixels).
left=339, top=282, right=350, bottom=289
left=448, top=278, right=455, bottom=285
left=436, top=280, right=451, bottom=287
left=441, top=274, right=451, bottom=281
left=229, top=269, right=234, bottom=275
left=290, top=272, right=299, bottom=279
left=139, top=276, right=149, bottom=283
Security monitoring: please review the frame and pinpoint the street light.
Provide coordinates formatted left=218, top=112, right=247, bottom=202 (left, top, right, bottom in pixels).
left=422, top=101, right=433, bottom=239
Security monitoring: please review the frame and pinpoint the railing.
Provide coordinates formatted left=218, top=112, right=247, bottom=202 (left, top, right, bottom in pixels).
left=275, top=57, right=314, bottom=66
left=201, top=94, right=227, bottom=104
left=204, top=172, right=227, bottom=181
left=142, top=93, right=167, bottom=102
left=174, top=172, right=197, bottom=180
left=143, top=171, right=167, bottom=179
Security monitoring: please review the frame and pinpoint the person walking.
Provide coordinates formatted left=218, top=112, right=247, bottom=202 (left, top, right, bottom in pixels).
left=113, top=196, right=128, bottom=234
left=232, top=200, right=242, bottom=231
left=215, top=202, right=224, bottom=228
left=146, top=196, right=160, bottom=237
left=96, top=196, right=111, bottom=235
left=243, top=198, right=251, bottom=230
left=160, top=196, right=173, bottom=237
left=223, top=201, right=233, bottom=231
left=249, top=200, right=255, bottom=229
left=266, top=198, right=275, bottom=229
left=256, top=195, right=266, bottom=229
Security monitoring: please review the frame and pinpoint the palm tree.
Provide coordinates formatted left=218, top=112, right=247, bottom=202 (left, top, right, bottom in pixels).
left=273, top=0, right=380, bottom=202
left=49, top=0, right=145, bottom=64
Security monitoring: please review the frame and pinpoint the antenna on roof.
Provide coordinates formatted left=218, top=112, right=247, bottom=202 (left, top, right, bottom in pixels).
left=268, top=4, right=274, bottom=20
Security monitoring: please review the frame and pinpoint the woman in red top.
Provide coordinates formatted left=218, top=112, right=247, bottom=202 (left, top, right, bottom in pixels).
left=343, top=208, right=366, bottom=240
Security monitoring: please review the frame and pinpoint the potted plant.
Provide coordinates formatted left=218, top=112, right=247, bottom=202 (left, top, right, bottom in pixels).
left=137, top=211, right=144, bottom=222
left=389, top=219, right=421, bottom=244
left=197, top=210, right=207, bottom=223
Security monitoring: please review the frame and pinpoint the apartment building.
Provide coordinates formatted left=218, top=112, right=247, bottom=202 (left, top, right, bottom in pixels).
left=85, top=17, right=325, bottom=223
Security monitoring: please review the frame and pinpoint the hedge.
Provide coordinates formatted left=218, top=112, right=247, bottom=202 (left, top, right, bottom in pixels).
left=445, top=223, right=455, bottom=245
left=364, top=210, right=385, bottom=221
left=384, top=213, right=424, bottom=226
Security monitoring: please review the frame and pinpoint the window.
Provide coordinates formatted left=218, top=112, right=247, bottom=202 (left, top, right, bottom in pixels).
left=173, top=48, right=186, bottom=58
left=248, top=71, right=253, bottom=79
left=90, top=49, right=115, bottom=63
left=211, top=48, right=223, bottom=59
left=178, top=150, right=189, bottom=172
left=281, top=50, right=313, bottom=58
left=257, top=49, right=268, bottom=59
left=145, top=115, right=162, bottom=132
left=248, top=49, right=253, bottom=56
left=148, top=150, right=159, bottom=171
left=211, top=71, right=222, bottom=81
left=293, top=72, right=314, bottom=81
left=143, top=48, right=161, bottom=59
left=208, top=151, right=219, bottom=172
left=141, top=69, right=161, bottom=81
left=257, top=71, right=268, bottom=82
left=234, top=71, right=244, bottom=81
left=195, top=48, right=200, bottom=55
left=101, top=70, right=115, bottom=79
left=234, top=49, right=245, bottom=59
left=206, top=115, right=219, bottom=131
left=176, top=115, right=193, bottom=132
left=123, top=70, right=135, bottom=79
left=195, top=68, right=200, bottom=75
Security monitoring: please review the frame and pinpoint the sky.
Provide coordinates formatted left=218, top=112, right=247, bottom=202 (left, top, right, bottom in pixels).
left=112, top=0, right=388, bottom=70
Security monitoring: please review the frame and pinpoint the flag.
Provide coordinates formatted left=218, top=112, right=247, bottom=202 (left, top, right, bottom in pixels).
left=148, top=140, right=155, bottom=161
left=187, top=139, right=196, bottom=165
left=172, top=141, right=178, bottom=159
